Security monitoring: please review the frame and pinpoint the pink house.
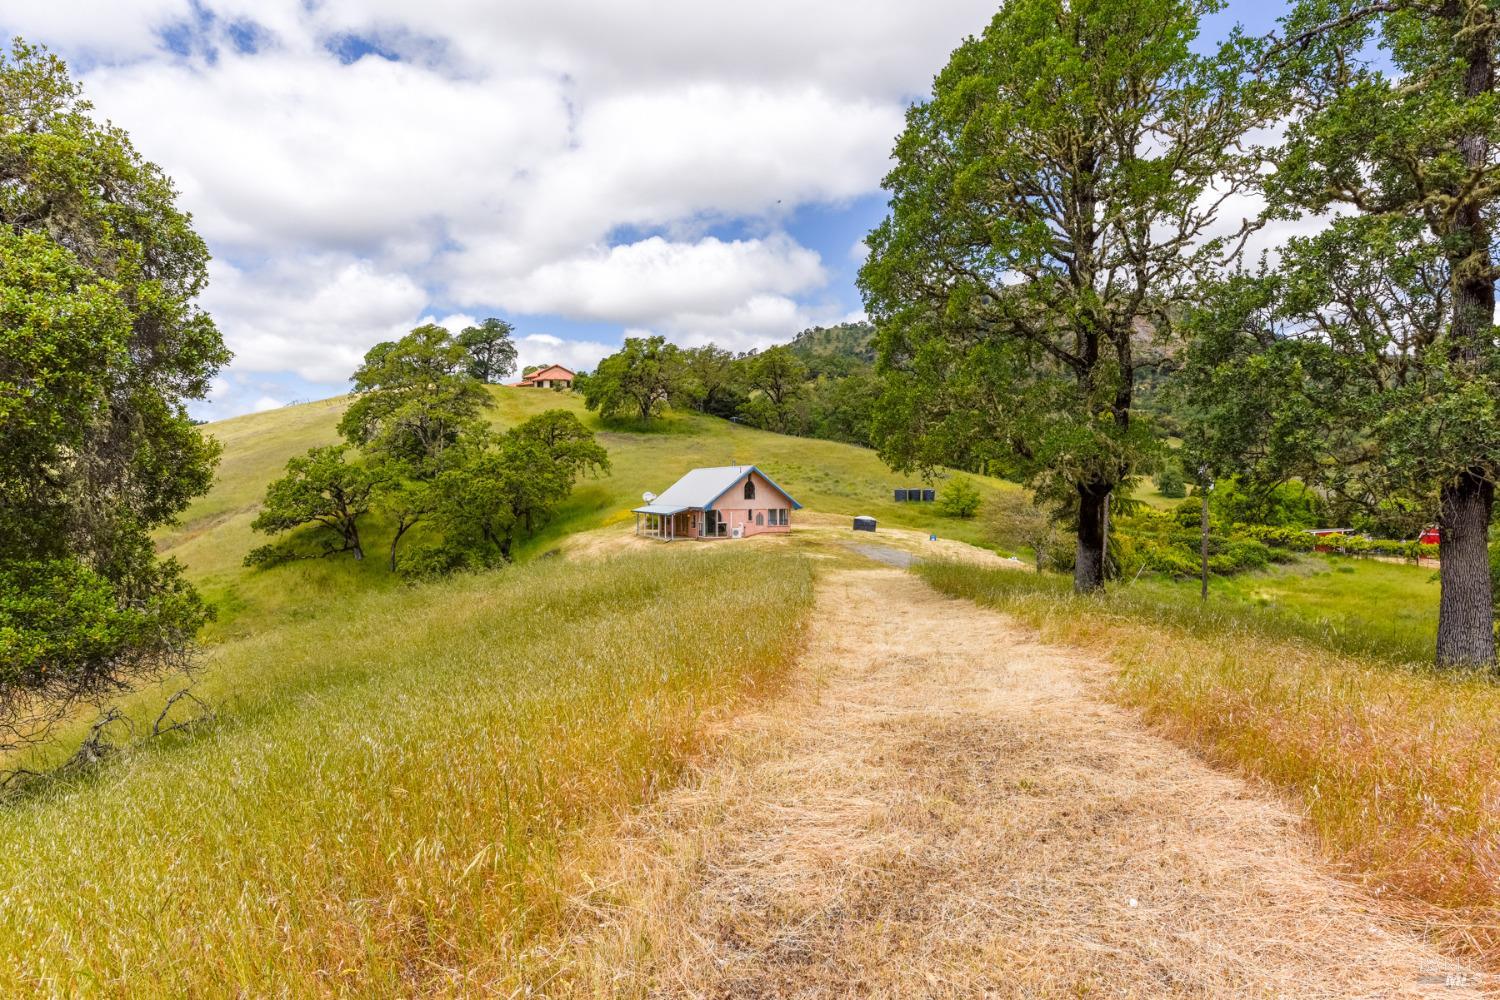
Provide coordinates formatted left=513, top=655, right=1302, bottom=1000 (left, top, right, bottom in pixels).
left=632, top=465, right=801, bottom=541
left=510, top=364, right=576, bottom=389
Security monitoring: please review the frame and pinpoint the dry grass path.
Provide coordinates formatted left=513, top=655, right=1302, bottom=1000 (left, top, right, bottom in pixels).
left=545, top=568, right=1485, bottom=998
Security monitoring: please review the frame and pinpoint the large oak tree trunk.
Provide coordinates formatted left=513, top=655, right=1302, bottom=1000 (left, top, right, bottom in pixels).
left=1436, top=258, right=1498, bottom=667
left=1436, top=470, right=1495, bottom=668
left=1075, top=483, right=1110, bottom=593
left=1434, top=22, right=1498, bottom=668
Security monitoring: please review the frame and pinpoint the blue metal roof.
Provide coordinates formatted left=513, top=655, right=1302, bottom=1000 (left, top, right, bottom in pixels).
left=635, top=465, right=801, bottom=513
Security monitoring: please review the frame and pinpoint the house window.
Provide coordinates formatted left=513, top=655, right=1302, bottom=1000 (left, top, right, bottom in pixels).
left=755, top=512, right=764, bottom=526
left=744, top=478, right=756, bottom=500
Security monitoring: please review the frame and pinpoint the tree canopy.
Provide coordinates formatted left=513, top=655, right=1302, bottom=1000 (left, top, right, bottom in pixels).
left=681, top=345, right=744, bottom=418
left=458, top=318, right=519, bottom=384
left=0, top=40, right=228, bottom=743
left=420, top=412, right=610, bottom=570
left=580, top=335, right=688, bottom=424
left=246, top=446, right=379, bottom=564
left=860, top=0, right=1265, bottom=592
left=339, top=324, right=493, bottom=472
left=742, top=346, right=808, bottom=433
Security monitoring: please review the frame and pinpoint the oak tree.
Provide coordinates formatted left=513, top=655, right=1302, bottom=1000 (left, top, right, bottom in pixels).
left=339, top=324, right=492, bottom=471
left=0, top=41, right=228, bottom=745
left=682, top=345, right=744, bottom=417
left=458, top=317, right=519, bottom=384
left=1183, top=0, right=1500, bottom=665
left=860, top=0, right=1265, bottom=591
left=246, top=446, right=379, bottom=564
left=580, top=335, right=688, bottom=425
left=423, top=411, right=608, bottom=568
left=742, top=346, right=808, bottom=434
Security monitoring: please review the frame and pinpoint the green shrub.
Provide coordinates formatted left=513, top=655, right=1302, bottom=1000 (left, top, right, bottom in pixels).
left=1140, top=544, right=1200, bottom=578
left=1221, top=539, right=1272, bottom=571
left=1368, top=538, right=1439, bottom=561
left=938, top=476, right=983, bottom=518
left=395, top=542, right=500, bottom=580
left=1114, top=510, right=1287, bottom=580
left=1171, top=496, right=1209, bottom=529
left=1236, top=524, right=1316, bottom=551
left=1313, top=534, right=1439, bottom=562
left=1154, top=464, right=1187, bottom=498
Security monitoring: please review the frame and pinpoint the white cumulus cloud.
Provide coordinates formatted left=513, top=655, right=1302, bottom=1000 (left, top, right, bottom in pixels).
left=201, top=256, right=428, bottom=382
left=1, top=0, right=1005, bottom=415
left=455, top=234, right=824, bottom=324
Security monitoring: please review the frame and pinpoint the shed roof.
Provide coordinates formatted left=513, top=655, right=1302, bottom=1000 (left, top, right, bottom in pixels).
left=632, top=465, right=801, bottom=514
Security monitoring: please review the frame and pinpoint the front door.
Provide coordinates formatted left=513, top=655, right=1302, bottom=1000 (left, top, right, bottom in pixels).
left=704, top=510, right=723, bottom=537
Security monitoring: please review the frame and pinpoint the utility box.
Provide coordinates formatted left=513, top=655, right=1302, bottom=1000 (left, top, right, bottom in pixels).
left=853, top=515, right=877, bottom=532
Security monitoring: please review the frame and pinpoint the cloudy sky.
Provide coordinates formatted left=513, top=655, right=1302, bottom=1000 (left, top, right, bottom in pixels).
left=5, top=1, right=1286, bottom=418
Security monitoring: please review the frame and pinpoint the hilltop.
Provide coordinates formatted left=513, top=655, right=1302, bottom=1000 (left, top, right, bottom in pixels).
left=162, top=386, right=1025, bottom=638
left=785, top=320, right=876, bottom=366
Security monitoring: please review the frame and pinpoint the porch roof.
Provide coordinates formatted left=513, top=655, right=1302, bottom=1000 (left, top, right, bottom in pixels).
left=632, top=503, right=690, bottom=516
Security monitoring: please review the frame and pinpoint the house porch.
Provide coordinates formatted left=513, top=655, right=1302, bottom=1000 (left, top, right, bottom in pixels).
left=635, top=509, right=696, bottom=541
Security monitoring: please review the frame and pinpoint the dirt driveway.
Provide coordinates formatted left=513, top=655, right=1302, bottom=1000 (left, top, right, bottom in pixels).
left=545, top=568, right=1484, bottom=998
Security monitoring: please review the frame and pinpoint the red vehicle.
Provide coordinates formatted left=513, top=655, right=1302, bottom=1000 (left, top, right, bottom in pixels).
left=1419, top=526, right=1441, bottom=546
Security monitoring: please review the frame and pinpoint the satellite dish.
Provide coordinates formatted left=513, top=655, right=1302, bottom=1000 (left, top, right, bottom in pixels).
left=642, top=491, right=657, bottom=503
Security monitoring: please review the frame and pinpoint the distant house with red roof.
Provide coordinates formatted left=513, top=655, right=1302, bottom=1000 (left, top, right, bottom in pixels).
left=513, top=364, right=575, bottom=389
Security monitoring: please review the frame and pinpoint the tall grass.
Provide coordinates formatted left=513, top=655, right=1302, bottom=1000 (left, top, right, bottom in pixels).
left=1131, top=555, right=1443, bottom=662
left=0, top=547, right=814, bottom=995
left=919, top=560, right=1500, bottom=959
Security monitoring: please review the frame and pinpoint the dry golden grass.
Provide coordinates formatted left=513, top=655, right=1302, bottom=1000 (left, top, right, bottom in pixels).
left=0, top=548, right=814, bottom=996
left=920, top=559, right=1500, bottom=970
left=529, top=569, right=1483, bottom=997
left=555, top=512, right=1029, bottom=571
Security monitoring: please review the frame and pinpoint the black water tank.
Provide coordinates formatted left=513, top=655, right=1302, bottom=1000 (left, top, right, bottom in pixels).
left=922, top=488, right=936, bottom=502
left=893, top=489, right=907, bottom=502
left=853, top=515, right=877, bottom=532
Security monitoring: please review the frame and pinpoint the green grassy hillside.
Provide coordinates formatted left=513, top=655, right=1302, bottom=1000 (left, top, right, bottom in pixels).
left=1137, top=555, right=1442, bottom=660
left=164, top=387, right=1025, bottom=638
left=162, top=387, right=1443, bottom=656
left=2, top=389, right=1463, bottom=990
